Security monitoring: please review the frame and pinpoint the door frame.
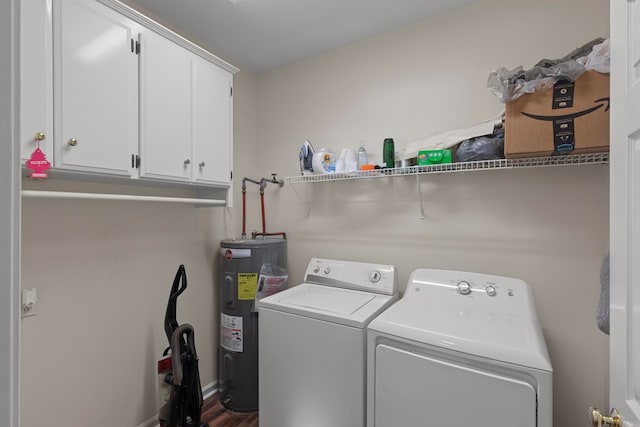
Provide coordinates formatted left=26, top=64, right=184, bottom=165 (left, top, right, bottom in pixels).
left=1, top=0, right=21, bottom=426
left=610, top=0, right=640, bottom=424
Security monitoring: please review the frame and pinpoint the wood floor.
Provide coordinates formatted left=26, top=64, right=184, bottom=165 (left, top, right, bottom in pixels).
left=201, top=393, right=259, bottom=427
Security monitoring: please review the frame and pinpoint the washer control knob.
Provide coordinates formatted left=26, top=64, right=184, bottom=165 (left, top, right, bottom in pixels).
left=369, top=270, right=382, bottom=283
left=313, top=267, right=320, bottom=274
left=485, top=285, right=497, bottom=297
left=456, top=280, right=472, bottom=295
left=324, top=267, right=331, bottom=275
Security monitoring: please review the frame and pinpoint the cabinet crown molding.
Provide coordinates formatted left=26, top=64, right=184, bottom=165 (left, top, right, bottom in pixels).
left=96, top=0, right=239, bottom=74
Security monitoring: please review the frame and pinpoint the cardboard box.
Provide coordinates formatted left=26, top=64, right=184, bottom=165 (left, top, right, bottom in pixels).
left=505, top=70, right=609, bottom=158
left=417, top=149, right=452, bottom=165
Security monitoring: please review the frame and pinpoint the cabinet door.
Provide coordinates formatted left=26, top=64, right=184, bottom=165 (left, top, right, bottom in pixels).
left=20, top=0, right=53, bottom=164
left=192, top=57, right=233, bottom=186
left=139, top=30, right=191, bottom=182
left=53, top=0, right=138, bottom=177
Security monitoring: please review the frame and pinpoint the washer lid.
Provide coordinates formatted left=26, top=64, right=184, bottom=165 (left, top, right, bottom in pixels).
left=259, top=283, right=398, bottom=328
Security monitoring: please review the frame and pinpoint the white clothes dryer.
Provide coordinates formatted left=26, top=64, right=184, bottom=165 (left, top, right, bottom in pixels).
left=367, top=269, right=552, bottom=427
left=258, top=258, right=399, bottom=427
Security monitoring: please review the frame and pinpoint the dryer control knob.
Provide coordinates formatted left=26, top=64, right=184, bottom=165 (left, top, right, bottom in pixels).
left=456, top=280, right=472, bottom=295
left=485, top=285, right=497, bottom=297
left=369, top=270, right=382, bottom=283
left=324, top=267, right=331, bottom=274
left=313, top=267, right=320, bottom=274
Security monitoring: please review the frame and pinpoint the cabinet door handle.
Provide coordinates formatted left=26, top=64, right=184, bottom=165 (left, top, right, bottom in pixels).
left=183, top=158, right=191, bottom=165
left=198, top=161, right=205, bottom=168
left=34, top=132, right=46, bottom=142
left=67, top=138, right=78, bottom=147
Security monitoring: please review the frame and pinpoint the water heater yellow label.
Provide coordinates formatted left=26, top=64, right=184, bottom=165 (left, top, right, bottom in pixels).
left=238, top=273, right=258, bottom=300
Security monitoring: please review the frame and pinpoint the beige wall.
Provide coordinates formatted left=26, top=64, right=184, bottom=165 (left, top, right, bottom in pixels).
left=21, top=0, right=610, bottom=426
left=20, top=69, right=259, bottom=427
left=256, top=0, right=610, bottom=425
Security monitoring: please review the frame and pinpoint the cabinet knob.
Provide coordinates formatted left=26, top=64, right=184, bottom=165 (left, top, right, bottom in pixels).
left=34, top=132, right=46, bottom=141
left=183, top=158, right=191, bottom=165
left=67, top=138, right=78, bottom=147
left=198, top=161, right=205, bottom=168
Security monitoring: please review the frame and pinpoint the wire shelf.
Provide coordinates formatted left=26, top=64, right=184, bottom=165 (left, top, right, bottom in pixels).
left=283, top=152, right=609, bottom=184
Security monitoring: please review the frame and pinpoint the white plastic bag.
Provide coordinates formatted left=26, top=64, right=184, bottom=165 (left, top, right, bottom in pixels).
left=253, top=263, right=288, bottom=310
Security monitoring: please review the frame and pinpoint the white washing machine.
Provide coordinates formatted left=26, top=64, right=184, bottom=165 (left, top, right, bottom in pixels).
left=367, top=269, right=552, bottom=427
left=258, top=258, right=399, bottom=427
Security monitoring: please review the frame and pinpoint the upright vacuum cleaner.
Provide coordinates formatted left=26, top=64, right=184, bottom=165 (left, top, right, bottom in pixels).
left=158, top=265, right=208, bottom=427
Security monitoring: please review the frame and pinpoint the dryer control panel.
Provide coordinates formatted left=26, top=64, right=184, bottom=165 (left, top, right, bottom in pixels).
left=403, top=268, right=538, bottom=317
left=304, top=258, right=397, bottom=295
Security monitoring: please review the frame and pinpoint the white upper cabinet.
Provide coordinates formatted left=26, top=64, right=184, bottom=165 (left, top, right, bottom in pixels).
left=192, top=56, right=233, bottom=186
left=53, top=0, right=140, bottom=177
left=20, top=0, right=53, bottom=164
left=21, top=0, right=237, bottom=189
left=140, top=30, right=233, bottom=186
left=139, top=30, right=192, bottom=182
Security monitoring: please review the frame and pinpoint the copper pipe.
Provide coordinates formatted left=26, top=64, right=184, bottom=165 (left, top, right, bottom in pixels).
left=242, top=175, right=284, bottom=240
left=260, top=191, right=266, bottom=234
left=242, top=185, right=247, bottom=239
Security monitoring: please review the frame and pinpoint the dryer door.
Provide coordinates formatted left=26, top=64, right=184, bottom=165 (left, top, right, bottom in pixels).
left=373, top=344, right=537, bottom=427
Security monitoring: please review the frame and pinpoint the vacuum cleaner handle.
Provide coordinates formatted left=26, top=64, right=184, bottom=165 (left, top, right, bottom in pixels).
left=170, top=323, right=196, bottom=385
left=164, top=264, right=188, bottom=343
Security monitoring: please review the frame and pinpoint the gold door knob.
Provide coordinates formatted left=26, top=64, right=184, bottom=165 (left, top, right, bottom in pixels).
left=198, top=161, right=205, bottom=168
left=67, top=138, right=78, bottom=147
left=34, top=132, right=46, bottom=141
left=184, top=159, right=191, bottom=165
left=589, top=407, right=621, bottom=427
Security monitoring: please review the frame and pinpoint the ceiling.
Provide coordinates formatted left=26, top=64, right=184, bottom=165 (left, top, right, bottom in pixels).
left=127, top=0, right=479, bottom=73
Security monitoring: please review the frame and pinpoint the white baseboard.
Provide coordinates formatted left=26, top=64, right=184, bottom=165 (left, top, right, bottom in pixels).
left=137, top=415, right=160, bottom=427
left=136, top=380, right=219, bottom=427
left=202, top=380, right=218, bottom=400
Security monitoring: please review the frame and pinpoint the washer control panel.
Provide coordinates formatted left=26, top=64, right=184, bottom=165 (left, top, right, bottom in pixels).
left=304, top=258, right=397, bottom=295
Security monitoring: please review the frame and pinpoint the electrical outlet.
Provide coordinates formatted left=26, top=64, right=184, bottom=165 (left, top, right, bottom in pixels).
left=21, top=303, right=36, bottom=318
left=21, top=288, right=37, bottom=318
